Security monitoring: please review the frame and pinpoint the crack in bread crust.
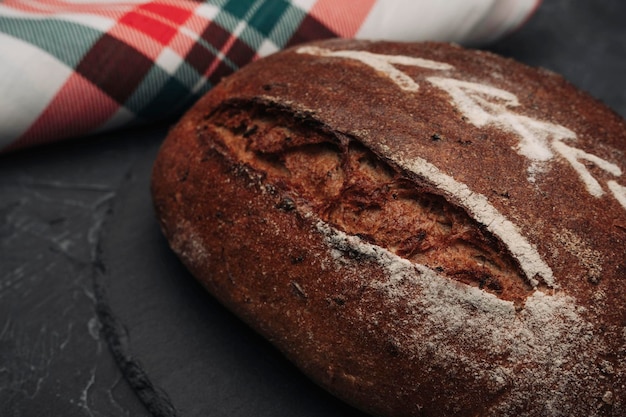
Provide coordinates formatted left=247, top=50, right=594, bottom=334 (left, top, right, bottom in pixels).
left=204, top=100, right=533, bottom=304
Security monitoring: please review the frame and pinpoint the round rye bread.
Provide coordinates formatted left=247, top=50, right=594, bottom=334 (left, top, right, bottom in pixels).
left=151, top=39, right=626, bottom=417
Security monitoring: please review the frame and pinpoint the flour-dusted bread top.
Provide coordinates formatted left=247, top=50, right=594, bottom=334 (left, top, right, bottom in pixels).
left=152, top=39, right=626, bottom=416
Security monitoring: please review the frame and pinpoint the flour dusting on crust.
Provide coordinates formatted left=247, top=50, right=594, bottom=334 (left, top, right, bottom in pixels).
left=316, top=221, right=610, bottom=416
left=297, top=46, right=453, bottom=92
left=390, top=152, right=554, bottom=288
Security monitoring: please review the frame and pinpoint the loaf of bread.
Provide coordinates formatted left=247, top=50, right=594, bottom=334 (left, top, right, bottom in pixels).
left=151, top=39, right=626, bottom=416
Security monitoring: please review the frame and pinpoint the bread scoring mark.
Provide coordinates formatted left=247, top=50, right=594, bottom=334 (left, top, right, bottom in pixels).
left=395, top=154, right=554, bottom=288
left=295, top=46, right=556, bottom=288
left=296, top=46, right=453, bottom=92
left=206, top=101, right=535, bottom=302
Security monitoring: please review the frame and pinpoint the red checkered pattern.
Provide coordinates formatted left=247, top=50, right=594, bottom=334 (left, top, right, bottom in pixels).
left=0, top=0, right=540, bottom=152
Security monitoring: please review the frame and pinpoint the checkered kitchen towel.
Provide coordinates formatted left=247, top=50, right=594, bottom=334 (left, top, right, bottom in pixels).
left=0, top=0, right=540, bottom=152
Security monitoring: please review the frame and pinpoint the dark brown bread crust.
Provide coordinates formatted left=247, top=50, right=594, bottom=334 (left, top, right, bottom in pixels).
left=151, top=40, right=626, bottom=416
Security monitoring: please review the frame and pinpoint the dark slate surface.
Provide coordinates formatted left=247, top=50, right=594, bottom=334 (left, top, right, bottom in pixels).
left=1, top=1, right=624, bottom=416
